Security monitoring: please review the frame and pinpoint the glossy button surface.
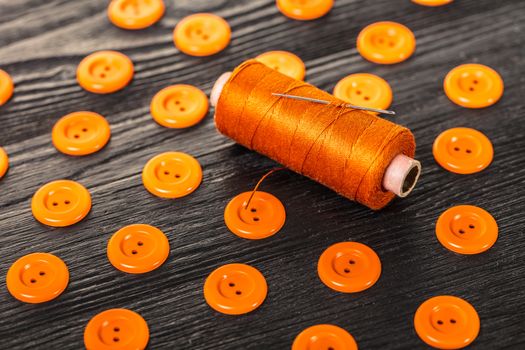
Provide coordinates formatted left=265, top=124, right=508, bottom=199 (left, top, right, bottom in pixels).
left=0, top=69, right=14, bottom=106
left=412, top=0, right=453, bottom=5
left=292, top=324, right=358, bottom=350
left=173, top=13, right=231, bottom=56
left=318, top=242, right=381, bottom=293
left=77, top=51, right=134, bottom=94
left=0, top=147, right=8, bottom=179
left=357, top=21, right=416, bottom=64
left=52, top=111, right=111, bottom=156
left=276, top=0, right=334, bottom=20
left=107, top=224, right=170, bottom=274
left=224, top=191, right=286, bottom=240
left=436, top=205, right=498, bottom=254
left=150, top=84, right=209, bottom=128
left=142, top=152, right=202, bottom=198
left=433, top=127, right=493, bottom=174
left=414, top=296, right=480, bottom=349
left=204, top=263, right=267, bottom=315
left=84, top=308, right=149, bottom=350
left=333, top=73, right=392, bottom=111
left=31, top=180, right=91, bottom=227
left=6, top=253, right=69, bottom=303
left=256, top=51, right=306, bottom=80
left=108, top=0, right=165, bottom=30
left=444, top=64, right=503, bottom=108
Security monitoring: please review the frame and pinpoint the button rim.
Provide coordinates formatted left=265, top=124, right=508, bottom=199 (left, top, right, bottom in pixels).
left=0, top=146, right=8, bottom=179
left=0, top=69, right=14, bottom=106
left=292, top=324, right=358, bottom=350
left=108, top=0, right=165, bottom=30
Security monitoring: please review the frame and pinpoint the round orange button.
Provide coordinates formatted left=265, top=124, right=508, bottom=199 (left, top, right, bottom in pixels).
left=256, top=51, right=306, bottom=80
left=318, top=242, right=381, bottom=293
left=31, top=180, right=91, bottom=227
left=142, top=152, right=202, bottom=198
left=173, top=13, right=231, bottom=57
left=357, top=21, right=416, bottom=64
left=6, top=252, right=69, bottom=303
left=84, top=308, right=149, bottom=350
left=0, top=69, right=14, bottom=106
left=292, top=324, right=358, bottom=350
left=107, top=224, right=170, bottom=274
left=276, top=0, right=334, bottom=20
left=412, top=0, right=453, bottom=6
left=150, top=85, right=209, bottom=128
left=204, top=263, right=267, bottom=315
left=433, top=127, right=493, bottom=174
left=333, top=73, right=392, bottom=111
left=414, top=296, right=480, bottom=349
left=224, top=191, right=286, bottom=240
left=52, top=111, right=111, bottom=156
left=444, top=64, right=503, bottom=108
left=0, top=147, right=8, bottom=179
left=77, top=50, right=134, bottom=94
left=108, top=0, right=165, bottom=30
left=436, top=205, right=498, bottom=255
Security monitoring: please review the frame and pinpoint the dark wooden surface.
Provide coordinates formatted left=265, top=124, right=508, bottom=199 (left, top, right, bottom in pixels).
left=1, top=0, right=524, bottom=349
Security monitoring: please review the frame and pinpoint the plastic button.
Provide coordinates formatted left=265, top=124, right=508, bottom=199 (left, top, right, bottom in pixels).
left=77, top=50, right=134, bottom=94
left=84, top=308, right=149, bottom=350
left=204, top=263, right=267, bottom=315
left=142, top=152, right=202, bottom=198
left=414, top=296, right=480, bottom=349
left=256, top=51, right=306, bottom=80
left=150, top=85, right=209, bottom=128
left=173, top=13, right=231, bottom=56
left=412, top=0, right=453, bottom=6
left=6, top=253, right=69, bottom=303
left=436, top=205, right=498, bottom=255
left=108, top=0, right=165, bottom=30
left=333, top=73, right=392, bottom=111
left=0, top=147, right=8, bottom=179
left=292, top=324, right=358, bottom=350
left=357, top=21, right=416, bottom=64
left=224, top=191, right=286, bottom=240
left=0, top=69, right=13, bottom=106
left=276, top=0, right=334, bottom=20
left=31, top=180, right=91, bottom=227
left=52, top=111, right=111, bottom=156
left=433, top=127, right=493, bottom=174
left=444, top=64, right=503, bottom=108
left=107, top=224, right=170, bottom=274
left=318, top=242, right=381, bottom=293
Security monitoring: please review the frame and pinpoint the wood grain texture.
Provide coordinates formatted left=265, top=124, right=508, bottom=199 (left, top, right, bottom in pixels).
left=1, top=0, right=524, bottom=349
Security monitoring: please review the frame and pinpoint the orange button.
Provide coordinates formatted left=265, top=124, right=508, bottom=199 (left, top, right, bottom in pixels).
left=6, top=253, right=69, bottom=303
left=318, top=242, right=381, bottom=293
left=444, top=64, right=503, bottom=108
left=173, top=13, right=231, bottom=57
left=31, top=180, right=91, bottom=227
left=414, top=296, right=480, bottom=349
left=142, top=152, right=202, bottom=198
left=276, top=0, right=334, bottom=20
left=333, top=73, right=392, bottom=111
left=52, top=111, right=111, bottom=156
left=412, top=0, right=453, bottom=6
left=0, top=69, right=14, bottom=106
left=357, top=21, right=416, bottom=64
left=150, top=85, right=209, bottom=128
left=433, top=127, right=493, bottom=174
left=84, top=308, right=149, bottom=350
left=77, top=50, right=134, bottom=94
left=436, top=205, right=498, bottom=255
left=107, top=224, right=170, bottom=274
left=108, top=0, right=165, bottom=30
left=292, top=324, right=358, bottom=350
left=204, top=263, right=267, bottom=315
left=224, top=191, right=286, bottom=240
left=0, top=147, right=8, bottom=179
left=256, top=51, right=306, bottom=80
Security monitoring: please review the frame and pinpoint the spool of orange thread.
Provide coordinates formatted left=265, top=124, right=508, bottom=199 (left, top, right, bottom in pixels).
left=210, top=60, right=420, bottom=209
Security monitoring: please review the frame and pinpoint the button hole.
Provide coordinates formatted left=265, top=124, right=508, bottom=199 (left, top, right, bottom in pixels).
left=469, top=224, right=475, bottom=229
left=64, top=200, right=70, bottom=205
left=459, top=229, right=465, bottom=234
left=39, top=271, right=45, bottom=276
left=473, top=80, right=478, bottom=84
left=250, top=208, right=256, bottom=212
left=454, top=147, right=460, bottom=151
left=82, top=128, right=88, bottom=132
left=52, top=202, right=58, bottom=206
left=203, top=35, right=209, bottom=40
left=253, top=217, right=260, bottom=222
left=235, top=290, right=242, bottom=295
left=100, top=73, right=106, bottom=78
left=175, top=174, right=181, bottom=178
left=105, top=66, right=111, bottom=71
left=113, top=337, right=119, bottom=342
left=344, top=268, right=350, bottom=273
left=469, top=87, right=474, bottom=91
left=364, top=96, right=370, bottom=101
left=137, top=241, right=143, bottom=246
left=114, top=327, right=120, bottom=332
left=74, top=134, right=80, bottom=139
left=450, top=319, right=456, bottom=324
left=132, top=250, right=137, bottom=255
left=466, top=149, right=472, bottom=153
left=164, top=171, right=170, bottom=175
left=180, top=107, right=186, bottom=112
left=356, top=90, right=361, bottom=95
left=437, top=320, right=443, bottom=325
left=349, top=260, right=355, bottom=265
left=175, top=100, right=180, bottom=105
left=229, top=282, right=235, bottom=287
left=30, top=279, right=36, bottom=283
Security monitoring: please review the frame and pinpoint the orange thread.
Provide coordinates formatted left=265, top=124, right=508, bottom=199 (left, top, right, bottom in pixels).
left=215, top=60, right=415, bottom=209
left=244, top=167, right=285, bottom=209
